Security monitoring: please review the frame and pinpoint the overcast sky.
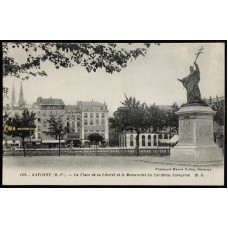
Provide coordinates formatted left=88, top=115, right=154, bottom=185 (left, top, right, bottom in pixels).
left=3, top=42, right=225, bottom=116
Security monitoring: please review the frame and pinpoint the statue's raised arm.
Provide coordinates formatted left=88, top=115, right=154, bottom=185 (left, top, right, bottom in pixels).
left=194, top=61, right=199, bottom=73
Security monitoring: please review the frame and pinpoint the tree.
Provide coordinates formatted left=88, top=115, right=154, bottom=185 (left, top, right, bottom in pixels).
left=165, top=102, right=179, bottom=134
left=109, top=95, right=166, bottom=156
left=148, top=104, right=167, bottom=133
left=4, top=109, right=37, bottom=156
left=45, top=115, right=66, bottom=156
left=210, top=98, right=225, bottom=147
left=3, top=42, right=159, bottom=96
left=88, top=133, right=104, bottom=155
left=211, top=98, right=225, bottom=126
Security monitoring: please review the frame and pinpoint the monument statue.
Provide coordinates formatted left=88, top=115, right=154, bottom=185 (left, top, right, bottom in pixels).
left=178, top=61, right=201, bottom=103
left=178, top=46, right=207, bottom=106
left=171, top=45, right=223, bottom=163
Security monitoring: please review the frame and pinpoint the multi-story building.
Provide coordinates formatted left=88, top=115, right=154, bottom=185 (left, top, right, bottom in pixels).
left=4, top=82, right=41, bottom=145
left=78, top=101, right=109, bottom=145
left=63, top=102, right=109, bottom=146
left=35, top=97, right=65, bottom=140
left=5, top=83, right=110, bottom=147
left=64, top=105, right=81, bottom=146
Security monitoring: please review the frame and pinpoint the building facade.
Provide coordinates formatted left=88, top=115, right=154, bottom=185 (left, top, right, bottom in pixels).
left=119, top=131, right=173, bottom=148
left=64, top=105, right=81, bottom=146
left=4, top=82, right=41, bottom=144
left=35, top=97, right=66, bottom=140
left=4, top=83, right=110, bottom=147
left=78, top=101, right=109, bottom=145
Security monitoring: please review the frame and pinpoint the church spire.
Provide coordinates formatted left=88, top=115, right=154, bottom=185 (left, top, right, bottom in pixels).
left=11, top=82, right=16, bottom=107
left=18, top=81, right=25, bottom=107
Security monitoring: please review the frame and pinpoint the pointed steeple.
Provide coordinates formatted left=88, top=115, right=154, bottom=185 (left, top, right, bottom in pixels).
left=11, top=82, right=16, bottom=107
left=18, top=81, right=25, bottom=107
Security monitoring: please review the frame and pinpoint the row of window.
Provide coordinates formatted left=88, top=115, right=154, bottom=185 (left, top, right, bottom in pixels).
left=38, top=117, right=105, bottom=126
left=66, top=111, right=80, bottom=114
left=85, top=130, right=105, bottom=134
left=82, top=107, right=105, bottom=112
left=38, top=117, right=65, bottom=124
left=38, top=111, right=65, bottom=116
left=41, top=106, right=64, bottom=110
left=84, top=119, right=105, bottom=126
left=84, top=113, right=105, bottom=118
left=66, top=114, right=81, bottom=120
left=66, top=122, right=80, bottom=127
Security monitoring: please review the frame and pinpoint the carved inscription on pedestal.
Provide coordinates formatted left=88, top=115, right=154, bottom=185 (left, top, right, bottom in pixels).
left=179, top=118, right=194, bottom=143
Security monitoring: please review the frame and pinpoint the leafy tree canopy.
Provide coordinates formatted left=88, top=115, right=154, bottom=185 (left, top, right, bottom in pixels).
left=3, top=42, right=159, bottom=96
left=211, top=99, right=225, bottom=126
left=4, top=108, right=37, bottom=156
left=4, top=108, right=36, bottom=139
left=110, top=95, right=168, bottom=134
left=88, top=133, right=104, bottom=144
left=164, top=102, right=179, bottom=133
left=46, top=115, right=66, bottom=140
left=45, top=115, right=67, bottom=156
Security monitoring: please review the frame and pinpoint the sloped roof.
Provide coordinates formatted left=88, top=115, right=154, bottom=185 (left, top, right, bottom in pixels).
left=38, top=98, right=65, bottom=106
left=78, top=101, right=106, bottom=107
left=65, top=105, right=80, bottom=110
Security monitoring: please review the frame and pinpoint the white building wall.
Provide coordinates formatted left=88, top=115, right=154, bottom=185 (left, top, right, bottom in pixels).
left=120, top=133, right=159, bottom=148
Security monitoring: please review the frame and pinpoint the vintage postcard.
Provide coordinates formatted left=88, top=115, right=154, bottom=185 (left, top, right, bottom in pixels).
left=2, top=41, right=226, bottom=186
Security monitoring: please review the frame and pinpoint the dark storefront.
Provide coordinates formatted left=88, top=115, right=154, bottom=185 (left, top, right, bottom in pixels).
left=66, top=133, right=81, bottom=147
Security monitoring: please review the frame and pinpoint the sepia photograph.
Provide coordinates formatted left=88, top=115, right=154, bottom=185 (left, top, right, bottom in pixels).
left=2, top=41, right=226, bottom=186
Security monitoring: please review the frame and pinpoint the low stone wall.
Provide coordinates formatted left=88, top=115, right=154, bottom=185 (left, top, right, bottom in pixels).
left=2, top=148, right=170, bottom=156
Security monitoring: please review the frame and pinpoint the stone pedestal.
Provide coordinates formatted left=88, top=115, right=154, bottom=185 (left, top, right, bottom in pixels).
left=171, top=105, right=223, bottom=162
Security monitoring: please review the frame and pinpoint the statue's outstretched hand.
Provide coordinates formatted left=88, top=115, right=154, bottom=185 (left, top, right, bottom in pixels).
left=178, top=79, right=182, bottom=82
